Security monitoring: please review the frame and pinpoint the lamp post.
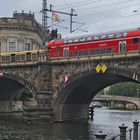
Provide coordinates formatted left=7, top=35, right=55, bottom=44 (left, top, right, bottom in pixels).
left=136, top=89, right=139, bottom=98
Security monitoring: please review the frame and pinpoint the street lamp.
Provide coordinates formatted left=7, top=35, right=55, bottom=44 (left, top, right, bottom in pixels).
left=136, top=89, right=139, bottom=97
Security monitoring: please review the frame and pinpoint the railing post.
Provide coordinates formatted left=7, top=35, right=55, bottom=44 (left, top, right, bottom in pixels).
left=119, top=124, right=128, bottom=140
left=133, top=120, right=139, bottom=140
left=89, top=106, right=94, bottom=119
left=94, top=130, right=107, bottom=140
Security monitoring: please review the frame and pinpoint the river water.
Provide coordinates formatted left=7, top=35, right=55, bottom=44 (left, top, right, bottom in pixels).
left=0, top=107, right=139, bottom=140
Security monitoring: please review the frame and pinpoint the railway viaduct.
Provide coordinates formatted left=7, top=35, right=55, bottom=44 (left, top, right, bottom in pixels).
left=0, top=51, right=140, bottom=121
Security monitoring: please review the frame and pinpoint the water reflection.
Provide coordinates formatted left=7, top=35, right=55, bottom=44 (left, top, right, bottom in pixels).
left=0, top=108, right=140, bottom=140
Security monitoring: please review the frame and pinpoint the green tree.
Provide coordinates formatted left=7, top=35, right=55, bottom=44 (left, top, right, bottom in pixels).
left=14, top=88, right=33, bottom=101
left=106, top=82, right=140, bottom=97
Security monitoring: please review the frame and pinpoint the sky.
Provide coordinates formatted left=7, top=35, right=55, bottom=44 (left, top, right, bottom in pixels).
left=0, top=0, right=140, bottom=38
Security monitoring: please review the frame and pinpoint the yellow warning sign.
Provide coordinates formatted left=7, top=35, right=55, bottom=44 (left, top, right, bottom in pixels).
left=95, top=64, right=107, bottom=73
left=95, top=64, right=101, bottom=73
left=101, top=64, right=107, bottom=73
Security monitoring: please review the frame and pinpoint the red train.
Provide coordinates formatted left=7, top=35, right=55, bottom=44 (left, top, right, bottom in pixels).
left=48, top=28, right=140, bottom=59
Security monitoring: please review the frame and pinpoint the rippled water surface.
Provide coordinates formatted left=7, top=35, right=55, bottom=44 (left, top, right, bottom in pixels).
left=0, top=107, right=140, bottom=140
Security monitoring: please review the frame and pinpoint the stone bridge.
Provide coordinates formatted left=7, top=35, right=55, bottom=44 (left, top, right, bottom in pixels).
left=0, top=63, right=52, bottom=113
left=93, top=95, right=140, bottom=110
left=0, top=51, right=140, bottom=121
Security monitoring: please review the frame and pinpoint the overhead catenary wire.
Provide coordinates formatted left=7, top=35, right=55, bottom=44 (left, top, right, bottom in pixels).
left=77, top=3, right=140, bottom=18
left=55, top=0, right=100, bottom=8
left=45, top=0, right=140, bottom=36
left=55, top=0, right=134, bottom=11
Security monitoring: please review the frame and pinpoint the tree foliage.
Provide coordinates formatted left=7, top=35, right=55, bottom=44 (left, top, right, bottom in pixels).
left=106, top=82, right=140, bottom=97
left=50, top=29, right=58, bottom=40
left=14, top=88, right=33, bottom=101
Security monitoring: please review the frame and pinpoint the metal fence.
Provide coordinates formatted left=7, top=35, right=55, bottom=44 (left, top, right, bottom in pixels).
left=94, top=120, right=139, bottom=140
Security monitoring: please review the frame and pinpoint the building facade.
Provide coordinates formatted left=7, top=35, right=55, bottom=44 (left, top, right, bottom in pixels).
left=0, top=11, right=44, bottom=53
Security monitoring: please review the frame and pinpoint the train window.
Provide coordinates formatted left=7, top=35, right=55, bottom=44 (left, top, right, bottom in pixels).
left=1, top=56, right=5, bottom=61
left=2, top=56, right=10, bottom=62
left=56, top=47, right=60, bottom=52
left=116, top=33, right=122, bottom=38
left=88, top=49, right=91, bottom=55
left=108, top=34, right=114, bottom=39
left=16, top=55, right=20, bottom=61
left=87, top=36, right=92, bottom=42
left=100, top=48, right=106, bottom=55
left=74, top=38, right=79, bottom=43
left=64, top=40, right=67, bottom=44
left=107, top=48, right=113, bottom=54
left=68, top=39, right=73, bottom=44
left=133, top=38, right=139, bottom=44
left=21, top=54, right=25, bottom=61
left=32, top=53, right=37, bottom=60
left=79, top=50, right=84, bottom=56
left=73, top=50, right=78, bottom=57
left=11, top=54, right=16, bottom=62
left=84, top=50, right=88, bottom=56
left=119, top=41, right=126, bottom=53
left=80, top=38, right=85, bottom=42
left=26, top=52, right=31, bottom=61
left=94, top=49, right=98, bottom=56
left=100, top=35, right=106, bottom=40
left=63, top=48, right=69, bottom=57
left=123, top=32, right=127, bottom=37
left=94, top=36, right=99, bottom=41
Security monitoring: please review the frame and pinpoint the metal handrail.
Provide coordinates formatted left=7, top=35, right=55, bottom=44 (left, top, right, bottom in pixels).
left=107, top=128, right=133, bottom=140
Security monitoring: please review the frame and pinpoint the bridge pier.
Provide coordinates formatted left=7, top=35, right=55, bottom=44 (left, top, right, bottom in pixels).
left=23, top=91, right=53, bottom=122
left=54, top=104, right=89, bottom=121
left=0, top=101, right=11, bottom=112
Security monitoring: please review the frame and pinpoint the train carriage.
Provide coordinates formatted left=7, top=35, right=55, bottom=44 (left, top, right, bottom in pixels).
left=48, top=28, right=140, bottom=59
left=0, top=50, right=46, bottom=64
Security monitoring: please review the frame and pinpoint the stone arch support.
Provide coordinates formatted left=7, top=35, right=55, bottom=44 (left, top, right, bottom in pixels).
left=53, top=67, right=140, bottom=121
left=0, top=72, right=36, bottom=101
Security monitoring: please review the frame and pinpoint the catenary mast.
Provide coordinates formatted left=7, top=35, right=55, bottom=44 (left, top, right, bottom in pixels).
left=42, top=0, right=48, bottom=44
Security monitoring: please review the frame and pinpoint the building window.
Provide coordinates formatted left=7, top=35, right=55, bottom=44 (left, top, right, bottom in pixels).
left=9, top=42, right=16, bottom=52
left=24, top=43, right=31, bottom=51
left=24, top=38, right=32, bottom=51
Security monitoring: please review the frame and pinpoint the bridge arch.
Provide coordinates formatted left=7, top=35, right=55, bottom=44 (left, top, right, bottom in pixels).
left=54, top=67, right=140, bottom=121
left=0, top=72, right=36, bottom=101
left=93, top=95, right=139, bottom=110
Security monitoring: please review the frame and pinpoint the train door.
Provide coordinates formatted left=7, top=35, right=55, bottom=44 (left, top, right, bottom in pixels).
left=26, top=52, right=31, bottom=61
left=11, top=54, right=16, bottom=62
left=119, top=41, right=126, bottom=53
left=63, top=48, right=69, bottom=58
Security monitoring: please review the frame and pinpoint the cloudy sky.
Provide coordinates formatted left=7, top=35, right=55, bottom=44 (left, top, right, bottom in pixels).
left=0, top=0, right=140, bottom=38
